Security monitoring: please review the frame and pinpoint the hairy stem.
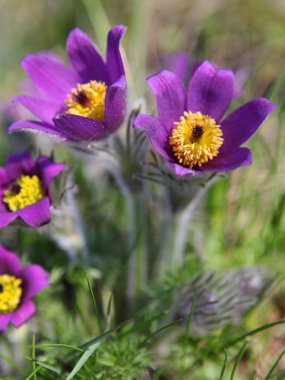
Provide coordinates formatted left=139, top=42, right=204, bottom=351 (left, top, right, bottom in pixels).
left=173, top=174, right=221, bottom=266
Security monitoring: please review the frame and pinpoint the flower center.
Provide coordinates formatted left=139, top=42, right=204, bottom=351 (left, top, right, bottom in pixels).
left=169, top=111, right=224, bottom=168
left=3, top=175, right=45, bottom=212
left=65, top=80, right=107, bottom=121
left=0, top=274, right=22, bottom=314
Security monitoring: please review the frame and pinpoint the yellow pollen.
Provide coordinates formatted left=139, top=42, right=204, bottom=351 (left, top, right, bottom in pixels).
left=65, top=80, right=107, bottom=121
left=169, top=111, right=224, bottom=168
left=0, top=275, right=22, bottom=313
left=3, top=175, right=44, bottom=212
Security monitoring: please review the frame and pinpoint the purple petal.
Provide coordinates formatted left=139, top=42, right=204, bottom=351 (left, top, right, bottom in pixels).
left=53, top=113, right=108, bottom=142
left=67, top=28, right=109, bottom=84
left=147, top=70, right=185, bottom=130
left=168, top=162, right=204, bottom=177
left=134, top=114, right=172, bottom=160
left=17, top=197, right=51, bottom=227
left=19, top=264, right=49, bottom=301
left=21, top=52, right=79, bottom=103
left=0, top=211, right=17, bottom=228
left=13, top=96, right=61, bottom=124
left=6, top=150, right=35, bottom=180
left=10, top=300, right=36, bottom=328
left=221, top=98, right=276, bottom=151
left=107, top=25, right=126, bottom=84
left=0, top=314, right=12, bottom=333
left=202, top=147, right=252, bottom=172
left=104, top=76, right=127, bottom=133
left=36, top=156, right=66, bottom=190
left=187, top=61, right=234, bottom=122
left=0, top=168, right=9, bottom=185
left=0, top=246, right=21, bottom=275
left=8, top=119, right=67, bottom=141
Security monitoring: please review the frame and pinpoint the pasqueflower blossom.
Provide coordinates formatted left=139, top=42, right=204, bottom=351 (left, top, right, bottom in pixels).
left=134, top=61, right=275, bottom=177
left=0, top=150, right=65, bottom=228
left=0, top=246, right=49, bottom=333
left=164, top=52, right=248, bottom=99
left=9, top=26, right=127, bottom=143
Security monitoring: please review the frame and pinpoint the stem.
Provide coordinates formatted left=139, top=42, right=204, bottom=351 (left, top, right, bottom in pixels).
left=108, top=167, right=143, bottom=311
left=51, top=173, right=89, bottom=264
left=173, top=174, right=221, bottom=266
left=158, top=186, right=174, bottom=277
left=67, top=184, right=90, bottom=264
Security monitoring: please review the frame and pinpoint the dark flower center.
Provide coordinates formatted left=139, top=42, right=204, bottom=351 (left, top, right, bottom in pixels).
left=9, top=183, right=21, bottom=195
left=74, top=90, right=90, bottom=107
left=192, top=125, right=204, bottom=138
left=0, top=284, right=3, bottom=293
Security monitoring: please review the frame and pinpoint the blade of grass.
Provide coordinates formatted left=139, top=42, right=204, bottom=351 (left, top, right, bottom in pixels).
left=218, top=349, right=228, bottom=380
left=64, top=320, right=129, bottom=362
left=86, top=276, right=104, bottom=334
left=35, top=343, right=84, bottom=352
left=265, top=348, right=285, bottom=379
left=80, top=320, right=129, bottom=350
left=106, top=292, right=113, bottom=330
left=230, top=341, right=248, bottom=380
left=185, top=288, right=198, bottom=339
left=66, top=340, right=102, bottom=380
left=32, top=333, right=37, bottom=380
left=224, top=319, right=285, bottom=347
left=143, top=319, right=182, bottom=344
left=25, top=366, right=41, bottom=380
left=35, top=361, right=60, bottom=374
left=25, top=357, right=61, bottom=375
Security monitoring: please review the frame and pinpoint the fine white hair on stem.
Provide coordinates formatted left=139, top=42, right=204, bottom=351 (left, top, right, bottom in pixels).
left=173, top=174, right=221, bottom=266
left=50, top=172, right=90, bottom=264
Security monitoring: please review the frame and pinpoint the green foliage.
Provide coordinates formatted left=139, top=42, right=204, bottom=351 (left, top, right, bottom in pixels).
left=77, top=336, right=150, bottom=380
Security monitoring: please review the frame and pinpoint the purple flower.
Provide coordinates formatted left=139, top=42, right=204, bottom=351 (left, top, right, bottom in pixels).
left=9, top=26, right=127, bottom=143
left=163, top=52, right=248, bottom=100
left=0, top=150, right=65, bottom=228
left=0, top=245, right=49, bottom=333
left=134, top=61, right=275, bottom=177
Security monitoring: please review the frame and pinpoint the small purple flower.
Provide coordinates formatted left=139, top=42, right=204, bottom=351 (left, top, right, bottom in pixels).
left=0, top=150, right=65, bottom=228
left=134, top=61, right=275, bottom=177
left=0, top=245, right=49, bottom=333
left=9, top=26, right=127, bottom=143
left=163, top=52, right=248, bottom=100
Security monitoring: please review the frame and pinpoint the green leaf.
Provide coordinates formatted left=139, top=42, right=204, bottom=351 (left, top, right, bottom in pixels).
left=224, top=319, right=285, bottom=347
left=66, top=340, right=102, bottom=380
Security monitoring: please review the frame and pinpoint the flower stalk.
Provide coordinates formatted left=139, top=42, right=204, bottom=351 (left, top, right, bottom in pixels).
left=173, top=174, right=221, bottom=266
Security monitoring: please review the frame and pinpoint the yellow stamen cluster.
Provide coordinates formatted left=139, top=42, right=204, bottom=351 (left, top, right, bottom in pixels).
left=3, top=175, right=44, bottom=212
left=0, top=275, right=22, bottom=313
left=65, top=80, right=107, bottom=121
left=169, top=111, right=224, bottom=168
